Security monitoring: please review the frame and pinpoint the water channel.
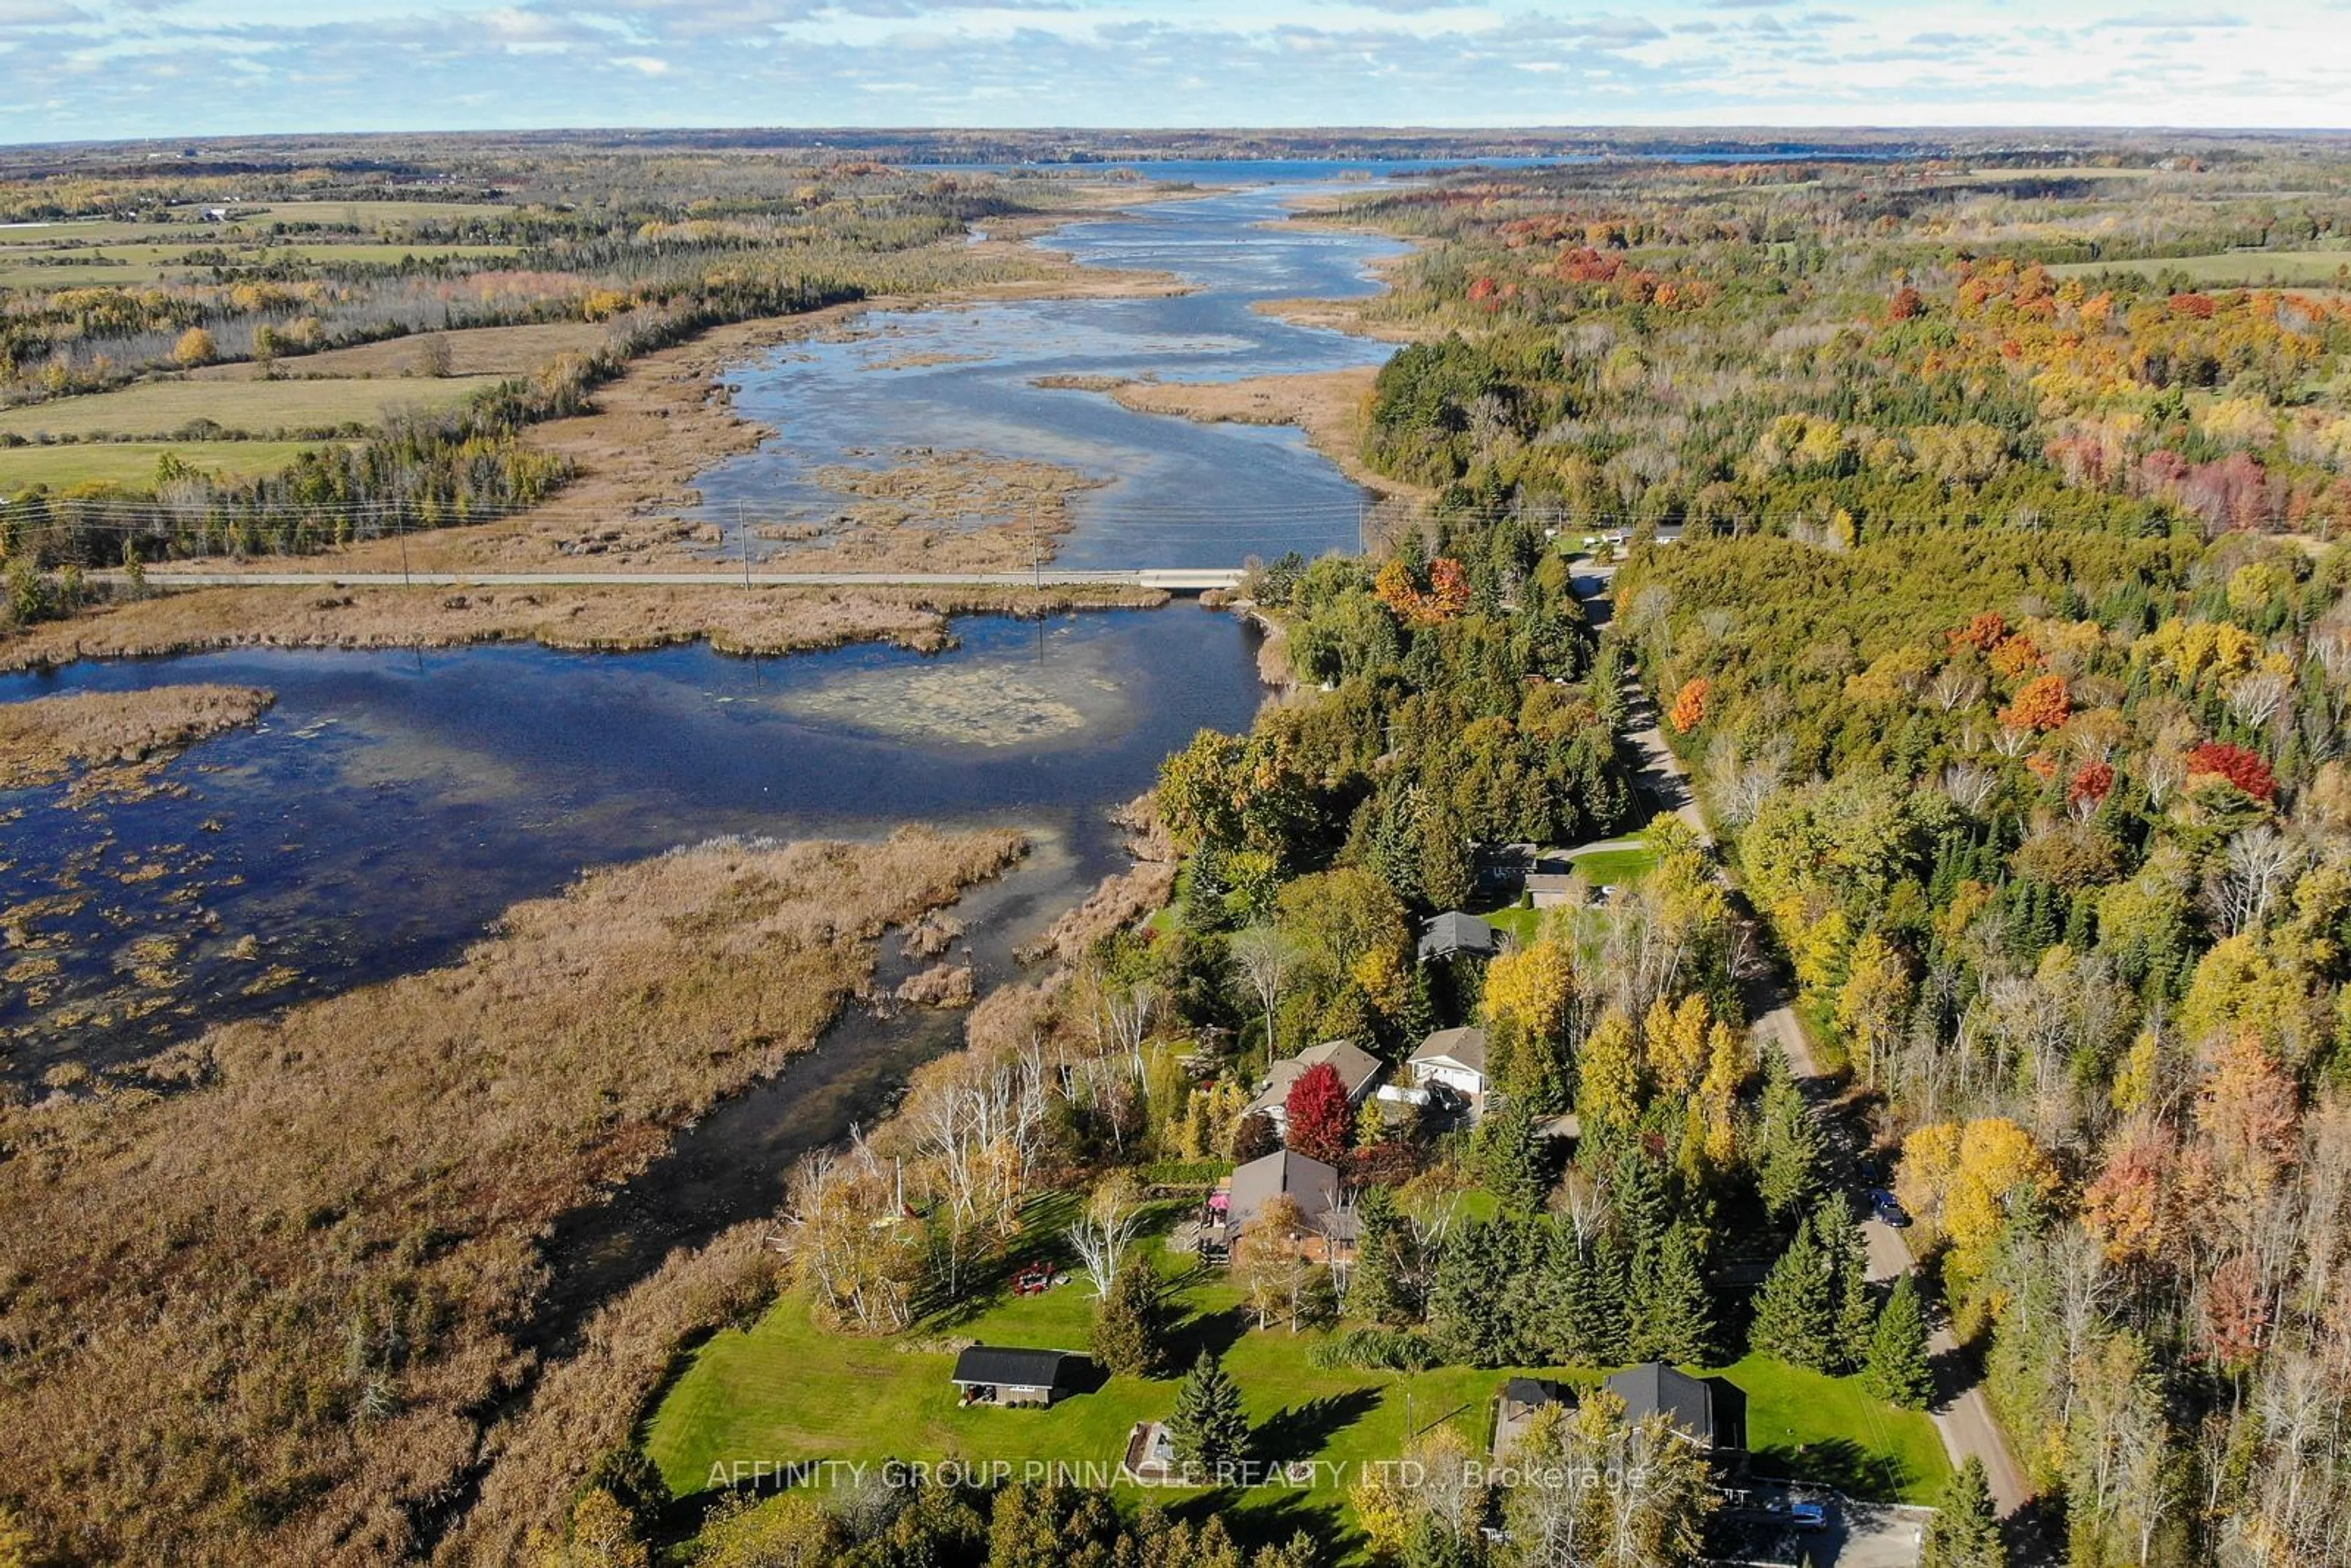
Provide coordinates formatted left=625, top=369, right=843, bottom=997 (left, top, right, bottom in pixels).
left=1, top=166, right=1434, bottom=1340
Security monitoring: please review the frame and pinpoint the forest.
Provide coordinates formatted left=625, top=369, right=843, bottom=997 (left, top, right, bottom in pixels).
left=7, top=132, right=2351, bottom=1568
left=451, top=139, right=2351, bottom=1568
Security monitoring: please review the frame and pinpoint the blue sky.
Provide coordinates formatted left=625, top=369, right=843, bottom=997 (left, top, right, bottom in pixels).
left=2, top=1, right=2345, bottom=145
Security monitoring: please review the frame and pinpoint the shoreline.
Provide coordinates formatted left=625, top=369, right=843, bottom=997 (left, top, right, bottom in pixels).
left=0, top=581, right=1167, bottom=673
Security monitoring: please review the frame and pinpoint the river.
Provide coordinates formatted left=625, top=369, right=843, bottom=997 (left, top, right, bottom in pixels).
left=689, top=176, right=1412, bottom=566
left=2, top=166, right=1419, bottom=1085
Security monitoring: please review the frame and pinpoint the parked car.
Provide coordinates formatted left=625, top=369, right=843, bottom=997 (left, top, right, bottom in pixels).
left=1788, top=1499, right=1829, bottom=1532
left=1870, top=1189, right=1911, bottom=1228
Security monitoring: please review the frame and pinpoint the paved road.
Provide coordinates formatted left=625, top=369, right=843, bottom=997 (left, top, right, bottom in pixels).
left=113, top=567, right=1248, bottom=591
left=1570, top=552, right=2038, bottom=1544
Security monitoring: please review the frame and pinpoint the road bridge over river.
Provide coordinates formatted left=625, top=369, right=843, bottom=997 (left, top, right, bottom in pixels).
left=113, top=568, right=1249, bottom=591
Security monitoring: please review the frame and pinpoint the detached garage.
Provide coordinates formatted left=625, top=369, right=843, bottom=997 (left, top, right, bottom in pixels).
left=950, top=1346, right=1090, bottom=1408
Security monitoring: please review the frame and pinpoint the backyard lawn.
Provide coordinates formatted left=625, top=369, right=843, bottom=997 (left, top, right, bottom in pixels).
left=644, top=1212, right=1949, bottom=1553
left=1474, top=833, right=1659, bottom=945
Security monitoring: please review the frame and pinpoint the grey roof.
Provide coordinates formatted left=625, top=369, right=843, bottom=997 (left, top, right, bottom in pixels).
left=1502, top=1376, right=1569, bottom=1409
left=1411, top=1026, right=1489, bottom=1075
left=1227, top=1149, right=1341, bottom=1233
left=1603, top=1362, right=1744, bottom=1450
left=1246, top=1038, right=1385, bottom=1116
left=1419, top=911, right=1499, bottom=961
left=952, top=1346, right=1086, bottom=1389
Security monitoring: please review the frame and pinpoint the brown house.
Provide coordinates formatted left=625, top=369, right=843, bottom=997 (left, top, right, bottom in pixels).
left=1223, top=1149, right=1355, bottom=1264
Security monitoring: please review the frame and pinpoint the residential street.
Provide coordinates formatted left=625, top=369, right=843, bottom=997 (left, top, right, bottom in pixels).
left=1572, top=552, right=2041, bottom=1550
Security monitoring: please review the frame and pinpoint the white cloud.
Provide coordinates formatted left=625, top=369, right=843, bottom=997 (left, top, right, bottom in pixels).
left=1, top=0, right=2349, bottom=138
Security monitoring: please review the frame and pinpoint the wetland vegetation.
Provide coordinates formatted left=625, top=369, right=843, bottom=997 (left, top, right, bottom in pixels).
left=11, top=122, right=2351, bottom=1568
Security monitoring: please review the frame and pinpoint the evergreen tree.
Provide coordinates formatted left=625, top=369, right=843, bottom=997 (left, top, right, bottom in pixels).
left=1167, top=1351, right=1251, bottom=1473
left=1749, top=1219, right=1835, bottom=1370
left=1610, top=1142, right=1674, bottom=1256
left=1093, top=1255, right=1173, bottom=1378
left=1630, top=1220, right=1715, bottom=1365
left=1477, top=1098, right=1550, bottom=1215
left=1583, top=1227, right=1635, bottom=1365
left=1919, top=1457, right=2007, bottom=1568
left=1537, top=1221, right=1630, bottom=1365
left=1350, top=1184, right=1408, bottom=1326
left=1867, top=1275, right=1937, bottom=1411
left=1757, top=1053, right=1821, bottom=1224
left=1429, top=1218, right=1513, bottom=1366
left=1832, top=1225, right=1878, bottom=1375
left=1813, top=1196, right=1875, bottom=1375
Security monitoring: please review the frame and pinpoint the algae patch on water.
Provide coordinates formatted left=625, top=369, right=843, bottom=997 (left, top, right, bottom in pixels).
left=776, top=636, right=1128, bottom=749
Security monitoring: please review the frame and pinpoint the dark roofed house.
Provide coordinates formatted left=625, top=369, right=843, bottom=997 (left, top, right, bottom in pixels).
left=1493, top=1376, right=1573, bottom=1458
left=951, top=1345, right=1090, bottom=1407
left=1419, top=910, right=1499, bottom=964
left=1603, top=1362, right=1747, bottom=1461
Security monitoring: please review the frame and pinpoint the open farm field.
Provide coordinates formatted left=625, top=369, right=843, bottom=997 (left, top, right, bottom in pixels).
left=0, top=375, right=503, bottom=439
left=2047, top=248, right=2351, bottom=287
left=0, top=241, right=516, bottom=287
left=0, top=438, right=321, bottom=490
left=190, top=320, right=614, bottom=381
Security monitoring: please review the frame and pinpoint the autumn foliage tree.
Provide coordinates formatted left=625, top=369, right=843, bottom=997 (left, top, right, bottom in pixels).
left=1998, top=674, right=2071, bottom=733
left=1668, top=677, right=1711, bottom=734
left=1373, top=556, right=1472, bottom=626
left=2184, top=741, right=2277, bottom=803
left=1283, top=1062, right=1354, bottom=1165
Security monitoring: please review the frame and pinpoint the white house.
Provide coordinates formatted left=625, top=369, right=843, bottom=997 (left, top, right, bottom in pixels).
left=1408, top=1026, right=1490, bottom=1103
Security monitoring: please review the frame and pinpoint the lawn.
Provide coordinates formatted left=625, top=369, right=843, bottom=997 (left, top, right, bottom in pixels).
left=1474, top=835, right=1657, bottom=943
left=0, top=376, right=504, bottom=441
left=1727, top=1353, right=1949, bottom=1503
left=2047, top=250, right=2351, bottom=288
left=0, top=440, right=324, bottom=492
left=1480, top=904, right=1541, bottom=947
left=1571, top=841, right=1659, bottom=888
left=645, top=1210, right=1949, bottom=1554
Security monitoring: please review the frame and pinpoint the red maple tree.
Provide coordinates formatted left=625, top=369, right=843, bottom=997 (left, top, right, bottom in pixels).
left=1284, top=1062, right=1354, bottom=1165
left=2069, top=760, right=2117, bottom=807
left=2185, top=742, right=2277, bottom=803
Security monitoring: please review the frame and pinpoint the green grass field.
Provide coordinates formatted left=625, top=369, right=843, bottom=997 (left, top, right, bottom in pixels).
left=645, top=1214, right=1949, bottom=1554
left=0, top=375, right=503, bottom=440
left=0, top=439, right=321, bottom=492
left=218, top=200, right=518, bottom=228
left=2047, top=250, right=2351, bottom=288
left=0, top=242, right=516, bottom=287
left=0, top=202, right=516, bottom=246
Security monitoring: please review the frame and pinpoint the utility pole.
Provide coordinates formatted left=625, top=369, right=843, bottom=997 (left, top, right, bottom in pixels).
left=396, top=506, right=410, bottom=588
left=738, top=500, right=752, bottom=588
left=1357, top=497, right=1367, bottom=556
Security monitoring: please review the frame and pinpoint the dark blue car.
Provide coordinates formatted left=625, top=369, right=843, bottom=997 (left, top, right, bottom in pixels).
left=1870, top=1189, right=1911, bottom=1228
